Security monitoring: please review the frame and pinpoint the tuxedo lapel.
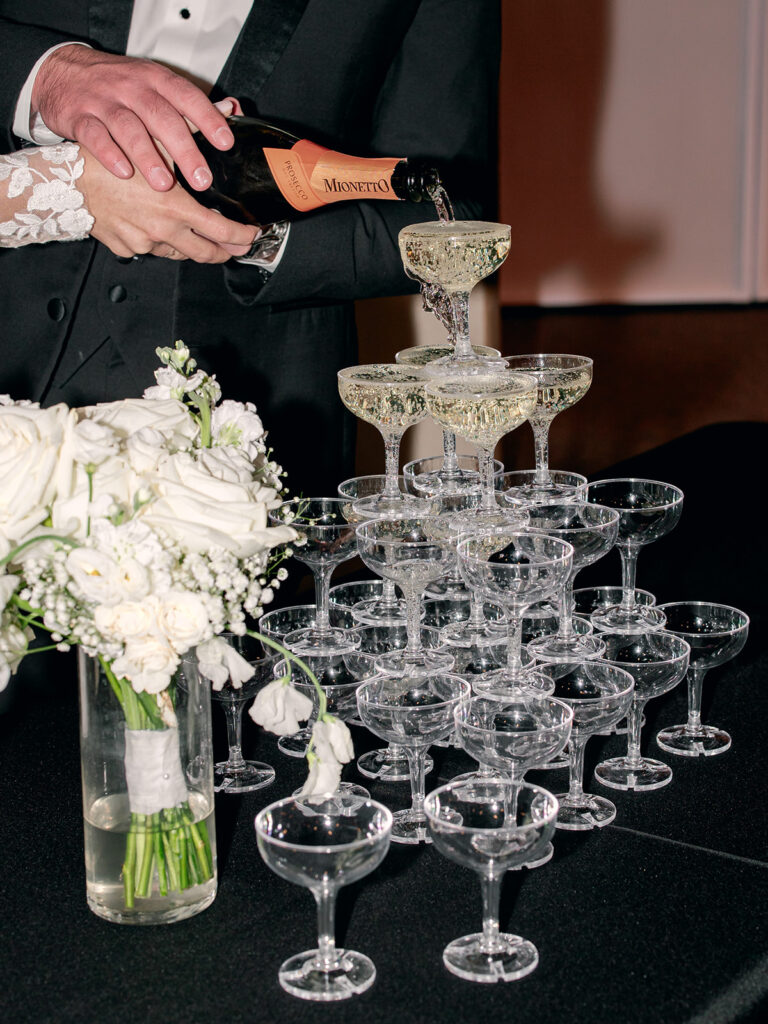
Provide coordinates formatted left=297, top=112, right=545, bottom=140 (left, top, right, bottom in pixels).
left=216, top=0, right=310, bottom=105
left=88, top=0, right=133, bottom=52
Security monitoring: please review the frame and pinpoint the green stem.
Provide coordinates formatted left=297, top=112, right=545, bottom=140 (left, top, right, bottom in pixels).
left=247, top=629, right=327, bottom=718
left=123, top=820, right=137, bottom=909
left=136, top=815, right=155, bottom=897
left=153, top=814, right=167, bottom=896
left=0, top=533, right=78, bottom=568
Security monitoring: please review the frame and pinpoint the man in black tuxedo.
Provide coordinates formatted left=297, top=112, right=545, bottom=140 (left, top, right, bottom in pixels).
left=0, top=1, right=500, bottom=495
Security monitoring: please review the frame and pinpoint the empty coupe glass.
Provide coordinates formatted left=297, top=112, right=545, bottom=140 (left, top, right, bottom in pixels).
left=355, top=516, right=456, bottom=677
left=209, top=635, right=282, bottom=794
left=573, top=586, right=656, bottom=617
left=595, top=632, right=691, bottom=791
left=525, top=502, right=619, bottom=662
left=269, top=498, right=360, bottom=657
left=655, top=602, right=749, bottom=757
left=541, top=662, right=635, bottom=829
left=255, top=796, right=392, bottom=1001
left=425, top=779, right=558, bottom=983
left=457, top=528, right=573, bottom=697
left=357, top=674, right=471, bottom=844
left=500, top=469, right=588, bottom=506
left=586, top=479, right=684, bottom=634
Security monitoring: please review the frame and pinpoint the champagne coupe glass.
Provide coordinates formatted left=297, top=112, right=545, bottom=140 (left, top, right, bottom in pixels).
left=337, top=364, right=430, bottom=518
left=255, top=795, right=392, bottom=1001
left=355, top=516, right=457, bottom=677
left=425, top=372, right=539, bottom=512
left=586, top=479, right=684, bottom=634
left=275, top=650, right=375, bottom=759
left=457, top=529, right=574, bottom=697
left=573, top=586, right=656, bottom=617
left=350, top=622, right=443, bottom=782
left=396, top=344, right=502, bottom=368
left=541, top=662, right=635, bottom=829
left=209, top=635, right=282, bottom=793
left=269, top=498, right=360, bottom=658
left=502, top=354, right=593, bottom=503
left=337, top=474, right=415, bottom=626
left=500, top=469, right=587, bottom=506
left=398, top=220, right=511, bottom=365
left=425, top=779, right=558, bottom=983
left=259, top=604, right=355, bottom=643
left=525, top=502, right=620, bottom=663
left=655, top=602, right=749, bottom=757
left=403, top=454, right=505, bottom=504
left=356, top=673, right=471, bottom=843
left=595, top=632, right=691, bottom=791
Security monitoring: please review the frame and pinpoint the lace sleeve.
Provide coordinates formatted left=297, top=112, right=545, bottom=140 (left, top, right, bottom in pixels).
left=0, top=142, right=94, bottom=248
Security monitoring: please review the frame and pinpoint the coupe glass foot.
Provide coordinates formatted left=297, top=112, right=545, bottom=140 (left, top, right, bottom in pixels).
left=214, top=760, right=275, bottom=794
left=283, top=626, right=360, bottom=657
left=555, top=793, right=617, bottom=830
left=374, top=649, right=455, bottom=675
left=591, top=604, right=666, bottom=634
left=527, top=633, right=605, bottom=663
left=521, top=840, right=553, bottom=869
left=656, top=723, right=731, bottom=757
left=443, top=933, right=539, bottom=983
left=279, top=948, right=376, bottom=1001
left=472, top=669, right=555, bottom=699
left=278, top=728, right=311, bottom=758
left=351, top=596, right=409, bottom=626
left=391, top=809, right=431, bottom=845
left=595, top=755, right=672, bottom=791
left=356, top=747, right=433, bottom=782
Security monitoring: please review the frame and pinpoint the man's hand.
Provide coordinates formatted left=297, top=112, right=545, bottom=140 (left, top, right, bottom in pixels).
left=79, top=147, right=257, bottom=263
left=31, top=45, right=235, bottom=192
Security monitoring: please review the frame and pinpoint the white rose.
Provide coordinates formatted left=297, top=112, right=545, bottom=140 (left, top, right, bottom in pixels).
left=125, top=427, right=170, bottom=474
left=196, top=446, right=256, bottom=484
left=112, top=634, right=179, bottom=694
left=51, top=454, right=132, bottom=540
left=196, top=636, right=256, bottom=690
left=0, top=401, right=69, bottom=542
left=66, top=548, right=123, bottom=605
left=157, top=590, right=211, bottom=654
left=84, top=397, right=197, bottom=445
left=141, top=451, right=296, bottom=557
left=249, top=679, right=313, bottom=735
left=95, top=597, right=160, bottom=641
left=69, top=418, right=119, bottom=466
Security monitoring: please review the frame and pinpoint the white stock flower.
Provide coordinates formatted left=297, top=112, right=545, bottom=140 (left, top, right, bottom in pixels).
left=143, top=366, right=207, bottom=401
left=249, top=679, right=313, bottom=735
left=157, top=590, right=211, bottom=654
left=112, top=634, right=179, bottom=694
left=211, top=400, right=265, bottom=457
left=196, top=636, right=255, bottom=690
left=0, top=401, right=69, bottom=542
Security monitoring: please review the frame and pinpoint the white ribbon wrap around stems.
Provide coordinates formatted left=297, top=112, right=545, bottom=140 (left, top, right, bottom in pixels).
left=124, top=728, right=190, bottom=815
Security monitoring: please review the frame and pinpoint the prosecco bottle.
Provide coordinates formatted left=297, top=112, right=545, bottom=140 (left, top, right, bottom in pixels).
left=190, top=115, right=443, bottom=224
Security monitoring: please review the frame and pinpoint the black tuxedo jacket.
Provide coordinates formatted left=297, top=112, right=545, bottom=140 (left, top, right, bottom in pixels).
left=0, top=0, right=499, bottom=493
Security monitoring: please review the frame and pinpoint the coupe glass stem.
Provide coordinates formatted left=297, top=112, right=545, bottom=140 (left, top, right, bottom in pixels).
left=556, top=568, right=577, bottom=640
left=531, top=419, right=553, bottom=487
left=403, top=585, right=423, bottom=662
left=619, top=546, right=640, bottom=610
left=222, top=698, right=246, bottom=769
left=567, top=734, right=587, bottom=802
left=625, top=698, right=647, bottom=768
left=477, top=445, right=498, bottom=510
left=441, top=430, right=461, bottom=477
left=382, top=430, right=404, bottom=499
left=313, top=563, right=334, bottom=634
left=313, top=886, right=342, bottom=972
left=506, top=607, right=525, bottom=678
left=381, top=579, right=399, bottom=608
left=479, top=873, right=504, bottom=953
left=686, top=666, right=707, bottom=732
left=467, top=593, right=486, bottom=629
left=449, top=291, right=473, bottom=360
left=405, top=746, right=428, bottom=824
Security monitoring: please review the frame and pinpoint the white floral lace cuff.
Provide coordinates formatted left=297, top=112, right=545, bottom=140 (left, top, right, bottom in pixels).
left=0, top=142, right=94, bottom=247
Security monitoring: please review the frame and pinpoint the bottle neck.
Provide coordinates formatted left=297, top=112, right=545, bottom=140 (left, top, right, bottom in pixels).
left=391, top=160, right=442, bottom=202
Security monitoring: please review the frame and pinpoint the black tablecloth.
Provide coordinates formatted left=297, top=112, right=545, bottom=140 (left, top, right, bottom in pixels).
left=2, top=422, right=767, bottom=1024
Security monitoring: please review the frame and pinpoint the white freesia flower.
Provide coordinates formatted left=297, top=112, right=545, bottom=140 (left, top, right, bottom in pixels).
left=112, top=633, right=179, bottom=694
left=157, top=590, right=211, bottom=653
left=249, top=679, right=313, bottom=735
left=0, top=619, right=32, bottom=692
left=0, top=400, right=69, bottom=543
left=298, top=718, right=355, bottom=799
left=299, top=754, right=342, bottom=799
left=196, top=636, right=255, bottom=690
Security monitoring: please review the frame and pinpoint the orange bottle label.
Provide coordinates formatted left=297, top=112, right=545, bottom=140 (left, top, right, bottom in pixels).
left=264, top=139, right=402, bottom=212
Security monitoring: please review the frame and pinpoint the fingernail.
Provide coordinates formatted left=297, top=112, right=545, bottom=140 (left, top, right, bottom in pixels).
left=214, top=125, right=234, bottom=147
left=149, top=165, right=173, bottom=189
left=215, top=99, right=234, bottom=115
left=192, top=166, right=212, bottom=189
left=114, top=159, right=132, bottom=178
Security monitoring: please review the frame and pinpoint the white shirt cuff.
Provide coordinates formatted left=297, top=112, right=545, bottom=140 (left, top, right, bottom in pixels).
left=13, top=41, right=92, bottom=144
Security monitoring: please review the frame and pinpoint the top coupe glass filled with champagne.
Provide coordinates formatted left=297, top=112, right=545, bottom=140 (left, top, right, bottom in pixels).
left=398, top=221, right=511, bottom=366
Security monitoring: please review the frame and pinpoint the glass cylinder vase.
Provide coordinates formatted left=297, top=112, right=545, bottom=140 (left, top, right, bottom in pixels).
left=78, top=650, right=217, bottom=924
